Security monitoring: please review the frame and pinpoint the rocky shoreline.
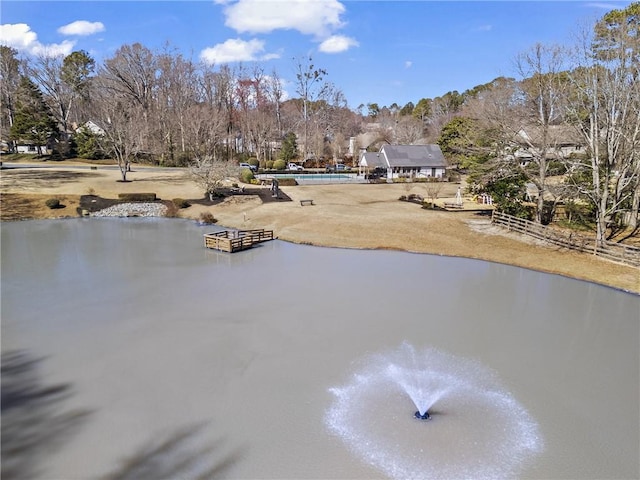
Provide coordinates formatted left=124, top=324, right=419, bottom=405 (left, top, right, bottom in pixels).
left=90, top=202, right=168, bottom=218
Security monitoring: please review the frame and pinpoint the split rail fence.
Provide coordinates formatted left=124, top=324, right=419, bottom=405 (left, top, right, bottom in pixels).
left=491, top=211, right=640, bottom=267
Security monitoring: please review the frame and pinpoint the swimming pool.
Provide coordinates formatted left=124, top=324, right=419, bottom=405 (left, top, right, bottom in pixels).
left=256, top=173, right=366, bottom=183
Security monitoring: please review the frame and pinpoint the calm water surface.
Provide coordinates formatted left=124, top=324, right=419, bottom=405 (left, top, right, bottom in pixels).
left=1, top=219, right=638, bottom=479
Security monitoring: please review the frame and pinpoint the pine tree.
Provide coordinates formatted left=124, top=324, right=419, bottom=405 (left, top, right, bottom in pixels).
left=279, top=132, right=297, bottom=162
left=10, top=76, right=58, bottom=155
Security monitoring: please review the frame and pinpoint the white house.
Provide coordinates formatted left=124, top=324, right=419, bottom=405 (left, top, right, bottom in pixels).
left=76, top=121, right=105, bottom=136
left=359, top=144, right=448, bottom=180
left=15, top=142, right=50, bottom=154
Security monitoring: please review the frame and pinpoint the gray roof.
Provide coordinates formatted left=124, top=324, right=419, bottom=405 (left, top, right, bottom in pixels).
left=380, top=144, right=448, bottom=168
left=360, top=151, right=386, bottom=168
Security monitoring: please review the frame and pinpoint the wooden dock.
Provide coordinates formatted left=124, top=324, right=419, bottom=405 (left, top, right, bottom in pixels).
left=203, top=229, right=275, bottom=252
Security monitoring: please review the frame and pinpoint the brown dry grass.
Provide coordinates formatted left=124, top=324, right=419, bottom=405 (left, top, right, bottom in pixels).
left=1, top=161, right=638, bottom=293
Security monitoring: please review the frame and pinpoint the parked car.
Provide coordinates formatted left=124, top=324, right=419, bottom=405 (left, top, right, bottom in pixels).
left=288, top=163, right=303, bottom=171
left=326, top=163, right=349, bottom=173
left=239, top=162, right=257, bottom=172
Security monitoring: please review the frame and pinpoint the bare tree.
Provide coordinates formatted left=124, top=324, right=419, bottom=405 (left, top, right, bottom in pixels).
left=28, top=54, right=70, bottom=133
left=514, top=43, right=570, bottom=222
left=265, top=69, right=285, bottom=137
left=566, top=4, right=640, bottom=242
left=93, top=92, right=144, bottom=181
left=26, top=50, right=95, bottom=156
left=0, top=46, right=22, bottom=143
left=182, top=101, right=227, bottom=163
left=293, top=55, right=328, bottom=161
left=99, top=43, right=157, bottom=156
left=183, top=90, right=233, bottom=199
left=423, top=179, right=445, bottom=208
left=203, top=65, right=237, bottom=161
left=395, top=116, right=425, bottom=144
left=153, top=47, right=199, bottom=165
left=234, top=66, right=277, bottom=164
left=190, top=156, right=239, bottom=200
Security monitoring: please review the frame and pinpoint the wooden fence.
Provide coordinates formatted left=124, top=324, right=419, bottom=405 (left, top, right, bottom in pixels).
left=491, top=211, right=640, bottom=267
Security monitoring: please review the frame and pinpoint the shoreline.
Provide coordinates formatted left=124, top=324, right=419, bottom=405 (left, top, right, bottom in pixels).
left=1, top=165, right=638, bottom=294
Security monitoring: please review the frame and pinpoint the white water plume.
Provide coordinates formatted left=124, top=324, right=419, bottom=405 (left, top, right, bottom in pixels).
left=325, top=343, right=543, bottom=480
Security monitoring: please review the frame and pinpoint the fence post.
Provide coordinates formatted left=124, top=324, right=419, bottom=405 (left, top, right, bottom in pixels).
left=489, top=211, right=638, bottom=266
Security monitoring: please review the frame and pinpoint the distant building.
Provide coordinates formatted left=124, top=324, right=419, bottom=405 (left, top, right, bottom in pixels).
left=15, top=142, right=50, bottom=155
left=511, top=125, right=586, bottom=166
left=359, top=144, right=448, bottom=180
left=76, top=121, right=106, bottom=136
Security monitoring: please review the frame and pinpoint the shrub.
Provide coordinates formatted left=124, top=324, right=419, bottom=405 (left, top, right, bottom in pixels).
left=273, top=159, right=286, bottom=170
left=265, top=160, right=274, bottom=170
left=239, top=168, right=254, bottom=183
left=422, top=202, right=436, bottom=209
left=199, top=212, right=216, bottom=224
left=117, top=193, right=157, bottom=202
left=448, top=171, right=461, bottom=182
left=164, top=202, right=179, bottom=218
left=172, top=198, right=190, bottom=209
left=45, top=198, right=61, bottom=209
left=276, top=177, right=297, bottom=186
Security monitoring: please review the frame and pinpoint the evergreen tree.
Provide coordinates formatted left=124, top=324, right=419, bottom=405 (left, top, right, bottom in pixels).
left=279, top=132, right=297, bottom=162
left=10, top=76, right=57, bottom=155
left=74, top=126, right=104, bottom=159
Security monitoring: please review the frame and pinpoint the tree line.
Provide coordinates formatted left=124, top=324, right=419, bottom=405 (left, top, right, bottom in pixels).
left=377, top=3, right=638, bottom=243
left=0, top=46, right=360, bottom=179
left=1, top=3, right=638, bottom=244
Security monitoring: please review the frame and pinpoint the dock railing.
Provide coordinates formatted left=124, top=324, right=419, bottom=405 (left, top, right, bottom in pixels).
left=203, top=229, right=274, bottom=252
left=491, top=211, right=640, bottom=267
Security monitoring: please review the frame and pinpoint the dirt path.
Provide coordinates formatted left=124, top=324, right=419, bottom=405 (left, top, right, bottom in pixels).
left=1, top=162, right=638, bottom=293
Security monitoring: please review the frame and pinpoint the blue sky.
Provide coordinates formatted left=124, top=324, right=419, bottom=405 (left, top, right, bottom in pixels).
left=0, top=1, right=633, bottom=110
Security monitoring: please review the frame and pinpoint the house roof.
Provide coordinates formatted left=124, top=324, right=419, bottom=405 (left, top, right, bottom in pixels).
left=380, top=144, right=448, bottom=168
left=354, top=131, right=380, bottom=151
left=516, top=125, right=583, bottom=146
left=77, top=121, right=105, bottom=136
left=360, top=152, right=386, bottom=168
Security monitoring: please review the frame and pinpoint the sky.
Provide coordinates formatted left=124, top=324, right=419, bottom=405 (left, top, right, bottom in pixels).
left=0, top=0, right=634, bottom=110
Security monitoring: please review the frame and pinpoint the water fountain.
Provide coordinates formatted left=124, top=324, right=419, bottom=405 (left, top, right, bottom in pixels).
left=325, top=343, right=543, bottom=479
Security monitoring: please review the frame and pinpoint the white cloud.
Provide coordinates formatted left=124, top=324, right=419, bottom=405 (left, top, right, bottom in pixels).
left=221, top=0, right=346, bottom=37
left=318, top=34, right=358, bottom=53
left=58, top=20, right=105, bottom=36
left=0, top=23, right=38, bottom=50
left=405, top=60, right=412, bottom=69
left=31, top=40, right=76, bottom=57
left=0, top=23, right=75, bottom=57
left=200, top=38, right=279, bottom=64
left=585, top=2, right=626, bottom=9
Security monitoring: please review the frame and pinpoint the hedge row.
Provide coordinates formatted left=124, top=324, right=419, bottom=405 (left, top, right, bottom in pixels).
left=117, top=193, right=157, bottom=202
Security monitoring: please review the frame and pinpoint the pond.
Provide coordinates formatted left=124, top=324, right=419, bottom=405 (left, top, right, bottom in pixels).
left=1, top=218, right=638, bottom=479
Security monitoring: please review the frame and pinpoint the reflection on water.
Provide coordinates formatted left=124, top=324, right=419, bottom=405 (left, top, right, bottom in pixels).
left=1, top=219, right=638, bottom=479
left=103, top=424, right=240, bottom=480
left=1, top=351, right=90, bottom=479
